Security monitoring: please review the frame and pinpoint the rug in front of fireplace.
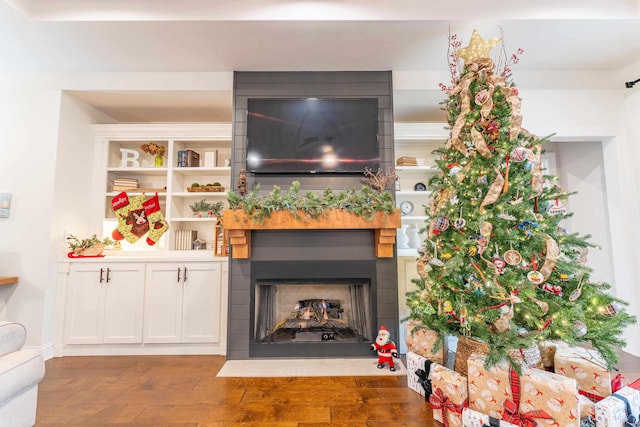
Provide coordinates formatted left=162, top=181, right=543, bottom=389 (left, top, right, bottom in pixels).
left=216, top=357, right=406, bottom=377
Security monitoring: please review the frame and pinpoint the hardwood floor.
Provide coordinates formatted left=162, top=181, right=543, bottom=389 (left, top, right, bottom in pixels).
left=35, top=350, right=640, bottom=426
left=35, top=355, right=433, bottom=426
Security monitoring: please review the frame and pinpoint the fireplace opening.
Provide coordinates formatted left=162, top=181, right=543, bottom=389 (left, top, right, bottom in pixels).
left=255, top=281, right=372, bottom=345
left=248, top=259, right=379, bottom=358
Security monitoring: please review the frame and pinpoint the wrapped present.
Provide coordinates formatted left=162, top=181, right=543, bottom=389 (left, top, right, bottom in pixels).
left=538, top=340, right=569, bottom=371
left=406, top=351, right=433, bottom=399
left=579, top=393, right=596, bottom=420
left=468, top=353, right=580, bottom=427
left=555, top=345, right=620, bottom=400
left=595, top=386, right=640, bottom=427
left=406, top=319, right=444, bottom=365
left=462, top=407, right=518, bottom=427
left=429, top=363, right=468, bottom=426
left=468, top=354, right=512, bottom=418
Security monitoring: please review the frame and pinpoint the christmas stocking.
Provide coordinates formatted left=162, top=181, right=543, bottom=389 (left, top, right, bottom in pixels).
left=111, top=192, right=149, bottom=244
left=143, top=193, right=168, bottom=245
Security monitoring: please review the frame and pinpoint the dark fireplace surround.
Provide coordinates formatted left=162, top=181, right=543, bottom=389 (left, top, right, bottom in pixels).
left=226, top=71, right=398, bottom=360
left=227, top=228, right=400, bottom=359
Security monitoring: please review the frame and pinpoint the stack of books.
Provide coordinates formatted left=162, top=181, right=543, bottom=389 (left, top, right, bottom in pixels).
left=175, top=230, right=198, bottom=250
left=396, top=156, right=418, bottom=166
left=112, top=178, right=139, bottom=192
left=177, top=150, right=200, bottom=167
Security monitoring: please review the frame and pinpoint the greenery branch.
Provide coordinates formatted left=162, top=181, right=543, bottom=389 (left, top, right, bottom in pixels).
left=66, top=234, right=114, bottom=253
left=227, top=180, right=396, bottom=225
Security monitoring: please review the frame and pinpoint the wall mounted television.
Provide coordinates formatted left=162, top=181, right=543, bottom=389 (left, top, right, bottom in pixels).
left=246, top=98, right=380, bottom=174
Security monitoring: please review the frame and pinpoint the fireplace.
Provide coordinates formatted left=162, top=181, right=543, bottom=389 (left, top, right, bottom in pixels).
left=226, top=229, right=399, bottom=360
left=228, top=70, right=397, bottom=360
left=250, top=260, right=376, bottom=357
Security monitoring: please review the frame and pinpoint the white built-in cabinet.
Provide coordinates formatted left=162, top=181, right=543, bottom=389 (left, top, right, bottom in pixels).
left=393, top=123, right=448, bottom=353
left=394, top=123, right=448, bottom=258
left=57, top=258, right=228, bottom=356
left=63, top=262, right=145, bottom=345
left=91, top=124, right=232, bottom=252
left=144, top=262, right=223, bottom=344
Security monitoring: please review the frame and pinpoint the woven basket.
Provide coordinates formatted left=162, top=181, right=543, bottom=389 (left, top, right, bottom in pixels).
left=454, top=336, right=543, bottom=376
left=454, top=336, right=490, bottom=376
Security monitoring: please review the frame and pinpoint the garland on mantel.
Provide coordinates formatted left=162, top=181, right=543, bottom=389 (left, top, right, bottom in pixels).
left=227, top=180, right=396, bottom=225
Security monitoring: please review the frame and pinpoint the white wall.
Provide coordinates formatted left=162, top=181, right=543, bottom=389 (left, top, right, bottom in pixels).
left=40, top=93, right=116, bottom=350
left=1, top=71, right=638, bottom=357
left=546, top=141, right=613, bottom=285
left=621, top=82, right=640, bottom=353
left=0, top=83, right=61, bottom=348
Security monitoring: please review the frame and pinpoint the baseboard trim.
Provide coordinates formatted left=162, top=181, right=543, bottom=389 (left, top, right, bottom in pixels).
left=51, top=343, right=226, bottom=357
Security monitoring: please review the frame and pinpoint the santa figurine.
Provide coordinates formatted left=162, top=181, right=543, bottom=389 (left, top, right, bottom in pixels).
left=370, top=326, right=398, bottom=371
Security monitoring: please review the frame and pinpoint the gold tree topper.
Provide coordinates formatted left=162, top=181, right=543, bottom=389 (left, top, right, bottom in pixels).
left=454, top=29, right=501, bottom=64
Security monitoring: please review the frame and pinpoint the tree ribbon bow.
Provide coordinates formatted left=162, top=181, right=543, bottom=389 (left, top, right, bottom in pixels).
left=502, top=365, right=554, bottom=427
left=429, top=387, right=467, bottom=427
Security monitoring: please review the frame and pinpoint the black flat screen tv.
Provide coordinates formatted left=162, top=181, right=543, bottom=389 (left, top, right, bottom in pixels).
left=246, top=98, right=379, bottom=174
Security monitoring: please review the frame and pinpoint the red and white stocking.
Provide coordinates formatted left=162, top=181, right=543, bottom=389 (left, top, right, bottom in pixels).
left=143, top=193, right=168, bottom=245
left=111, top=192, right=149, bottom=244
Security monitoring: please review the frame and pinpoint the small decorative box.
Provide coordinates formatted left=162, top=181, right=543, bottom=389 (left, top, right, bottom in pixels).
left=406, top=351, right=432, bottom=398
left=429, top=362, right=468, bottom=426
left=595, top=386, right=640, bottom=427
left=555, top=345, right=613, bottom=400
left=405, top=319, right=444, bottom=365
left=462, top=407, right=518, bottom=427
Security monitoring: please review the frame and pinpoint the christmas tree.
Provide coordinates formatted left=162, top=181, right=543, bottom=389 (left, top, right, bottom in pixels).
left=405, top=30, right=635, bottom=369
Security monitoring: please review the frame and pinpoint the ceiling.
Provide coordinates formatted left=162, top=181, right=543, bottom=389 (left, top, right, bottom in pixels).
left=2, top=0, right=640, bottom=122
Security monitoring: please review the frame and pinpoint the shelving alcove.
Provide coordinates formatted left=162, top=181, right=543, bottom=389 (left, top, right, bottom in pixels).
left=394, top=122, right=448, bottom=354
left=54, top=124, right=232, bottom=357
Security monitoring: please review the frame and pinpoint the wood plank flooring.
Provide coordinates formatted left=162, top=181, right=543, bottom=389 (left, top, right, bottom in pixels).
left=35, top=350, right=640, bottom=426
left=35, top=355, right=433, bottom=426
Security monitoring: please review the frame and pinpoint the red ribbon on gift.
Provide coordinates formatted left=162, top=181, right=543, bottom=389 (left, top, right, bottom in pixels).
left=579, top=390, right=604, bottom=402
left=578, top=372, right=624, bottom=402
left=429, top=387, right=467, bottom=427
left=502, top=365, right=555, bottom=427
left=612, top=373, right=624, bottom=393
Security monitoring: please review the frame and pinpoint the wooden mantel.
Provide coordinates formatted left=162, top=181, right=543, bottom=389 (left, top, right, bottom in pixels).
left=0, top=276, right=18, bottom=286
left=222, top=209, right=401, bottom=259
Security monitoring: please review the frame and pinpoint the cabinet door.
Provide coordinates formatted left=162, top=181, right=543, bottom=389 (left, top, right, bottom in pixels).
left=144, top=263, right=184, bottom=343
left=64, top=264, right=105, bottom=344
left=102, top=263, right=145, bottom=344
left=181, top=262, right=222, bottom=343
